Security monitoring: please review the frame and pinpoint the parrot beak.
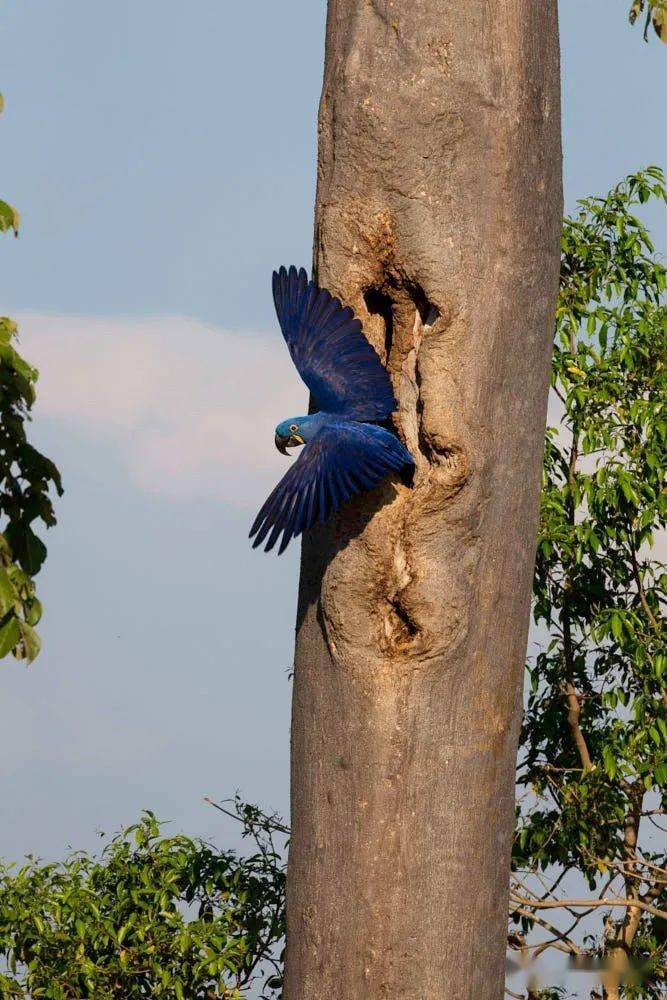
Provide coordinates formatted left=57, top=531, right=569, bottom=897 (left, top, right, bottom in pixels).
left=275, top=432, right=305, bottom=455
left=275, top=432, right=291, bottom=455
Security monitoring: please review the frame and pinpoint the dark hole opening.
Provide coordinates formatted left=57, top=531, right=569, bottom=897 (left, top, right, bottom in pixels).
left=390, top=597, right=419, bottom=639
left=364, top=286, right=394, bottom=360
left=408, top=282, right=440, bottom=327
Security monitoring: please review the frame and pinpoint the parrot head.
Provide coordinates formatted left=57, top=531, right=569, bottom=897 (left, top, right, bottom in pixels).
left=275, top=417, right=308, bottom=455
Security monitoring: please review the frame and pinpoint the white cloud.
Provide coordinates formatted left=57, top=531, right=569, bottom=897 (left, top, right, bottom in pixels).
left=16, top=313, right=307, bottom=504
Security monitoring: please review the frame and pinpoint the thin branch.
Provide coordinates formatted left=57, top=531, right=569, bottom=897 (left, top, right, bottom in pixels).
left=647, top=813, right=667, bottom=834
left=204, top=796, right=291, bottom=836
left=509, top=905, right=582, bottom=955
left=539, top=865, right=571, bottom=901
left=564, top=678, right=594, bottom=770
left=617, top=788, right=644, bottom=954
left=561, top=396, right=594, bottom=772
left=627, top=524, right=660, bottom=631
left=509, top=892, right=667, bottom=921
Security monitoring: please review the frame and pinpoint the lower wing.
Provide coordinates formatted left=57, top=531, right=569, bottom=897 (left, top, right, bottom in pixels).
left=250, top=422, right=413, bottom=554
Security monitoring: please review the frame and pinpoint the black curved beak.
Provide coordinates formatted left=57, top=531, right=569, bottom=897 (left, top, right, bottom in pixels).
left=275, top=432, right=290, bottom=455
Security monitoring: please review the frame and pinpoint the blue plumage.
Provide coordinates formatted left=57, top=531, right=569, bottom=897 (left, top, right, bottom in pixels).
left=272, top=266, right=396, bottom=421
left=250, top=266, right=413, bottom=553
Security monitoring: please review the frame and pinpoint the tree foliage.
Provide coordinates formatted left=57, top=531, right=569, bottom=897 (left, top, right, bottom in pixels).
left=0, top=94, right=62, bottom=664
left=629, top=1, right=667, bottom=43
left=0, top=801, right=286, bottom=999
left=511, top=169, right=666, bottom=997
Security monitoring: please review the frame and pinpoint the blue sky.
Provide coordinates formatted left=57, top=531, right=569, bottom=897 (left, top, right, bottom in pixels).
left=0, top=0, right=664, bottom=903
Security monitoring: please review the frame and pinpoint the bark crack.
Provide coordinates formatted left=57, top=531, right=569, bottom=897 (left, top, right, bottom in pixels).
left=382, top=529, right=420, bottom=654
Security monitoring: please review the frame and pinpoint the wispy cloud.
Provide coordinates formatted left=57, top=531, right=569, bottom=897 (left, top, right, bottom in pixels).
left=16, top=313, right=306, bottom=505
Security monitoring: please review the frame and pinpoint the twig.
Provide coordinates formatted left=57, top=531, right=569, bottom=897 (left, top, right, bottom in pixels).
left=627, top=524, right=660, bottom=631
left=561, top=406, right=594, bottom=772
left=204, top=796, right=290, bottom=836
left=510, top=892, right=667, bottom=921
left=509, top=905, right=581, bottom=955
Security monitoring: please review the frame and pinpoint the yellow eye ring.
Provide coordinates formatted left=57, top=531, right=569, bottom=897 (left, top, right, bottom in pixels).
left=289, top=423, right=298, bottom=432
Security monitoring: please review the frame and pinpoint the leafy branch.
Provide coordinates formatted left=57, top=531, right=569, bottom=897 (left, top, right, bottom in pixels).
left=0, top=800, right=287, bottom=999
left=512, top=167, right=667, bottom=998
left=629, top=0, right=667, bottom=42
left=0, top=92, right=62, bottom=664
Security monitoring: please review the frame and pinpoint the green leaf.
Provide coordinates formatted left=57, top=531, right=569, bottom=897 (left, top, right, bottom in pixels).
left=0, top=200, right=19, bottom=236
left=0, top=568, right=18, bottom=616
left=652, top=5, right=667, bottom=40
left=602, top=746, right=617, bottom=780
left=23, top=598, right=42, bottom=627
left=0, top=618, right=21, bottom=657
left=3, top=524, right=48, bottom=576
left=0, top=316, right=17, bottom=345
left=17, top=621, right=41, bottom=663
left=610, top=613, right=624, bottom=641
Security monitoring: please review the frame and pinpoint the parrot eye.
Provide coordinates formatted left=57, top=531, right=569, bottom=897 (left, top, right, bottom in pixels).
left=289, top=423, right=298, bottom=432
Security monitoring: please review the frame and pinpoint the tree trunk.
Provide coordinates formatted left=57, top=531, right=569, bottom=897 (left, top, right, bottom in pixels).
left=284, top=2, right=562, bottom=998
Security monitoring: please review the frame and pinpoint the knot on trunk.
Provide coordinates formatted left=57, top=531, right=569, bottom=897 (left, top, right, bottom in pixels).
left=318, top=485, right=472, bottom=674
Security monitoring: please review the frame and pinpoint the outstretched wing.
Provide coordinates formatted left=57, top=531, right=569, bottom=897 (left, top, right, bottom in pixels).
left=250, top=422, right=412, bottom=554
left=273, top=265, right=396, bottom=421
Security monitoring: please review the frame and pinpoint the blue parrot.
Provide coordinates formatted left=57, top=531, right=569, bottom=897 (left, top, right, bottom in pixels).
left=250, top=266, right=414, bottom=554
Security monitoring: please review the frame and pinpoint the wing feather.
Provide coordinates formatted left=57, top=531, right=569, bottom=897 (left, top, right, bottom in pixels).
left=272, top=265, right=396, bottom=421
left=250, top=422, right=413, bottom=553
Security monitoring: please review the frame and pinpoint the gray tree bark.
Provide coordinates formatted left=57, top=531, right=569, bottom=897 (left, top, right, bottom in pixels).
left=284, top=2, right=562, bottom=998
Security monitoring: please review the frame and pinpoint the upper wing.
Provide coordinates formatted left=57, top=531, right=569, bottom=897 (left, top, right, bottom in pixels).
left=273, top=265, right=396, bottom=421
left=250, top=422, right=412, bottom=554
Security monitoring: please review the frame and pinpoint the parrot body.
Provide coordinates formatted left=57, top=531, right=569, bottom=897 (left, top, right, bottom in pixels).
left=251, top=266, right=413, bottom=553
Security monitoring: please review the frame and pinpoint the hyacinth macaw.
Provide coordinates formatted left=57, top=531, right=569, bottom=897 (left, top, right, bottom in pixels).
left=250, top=266, right=414, bottom=554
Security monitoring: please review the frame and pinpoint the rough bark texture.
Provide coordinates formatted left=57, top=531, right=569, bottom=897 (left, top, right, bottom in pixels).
left=285, top=2, right=562, bottom=998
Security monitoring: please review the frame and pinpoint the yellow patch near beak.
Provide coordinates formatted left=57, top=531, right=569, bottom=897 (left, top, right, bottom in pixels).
left=292, top=434, right=305, bottom=445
